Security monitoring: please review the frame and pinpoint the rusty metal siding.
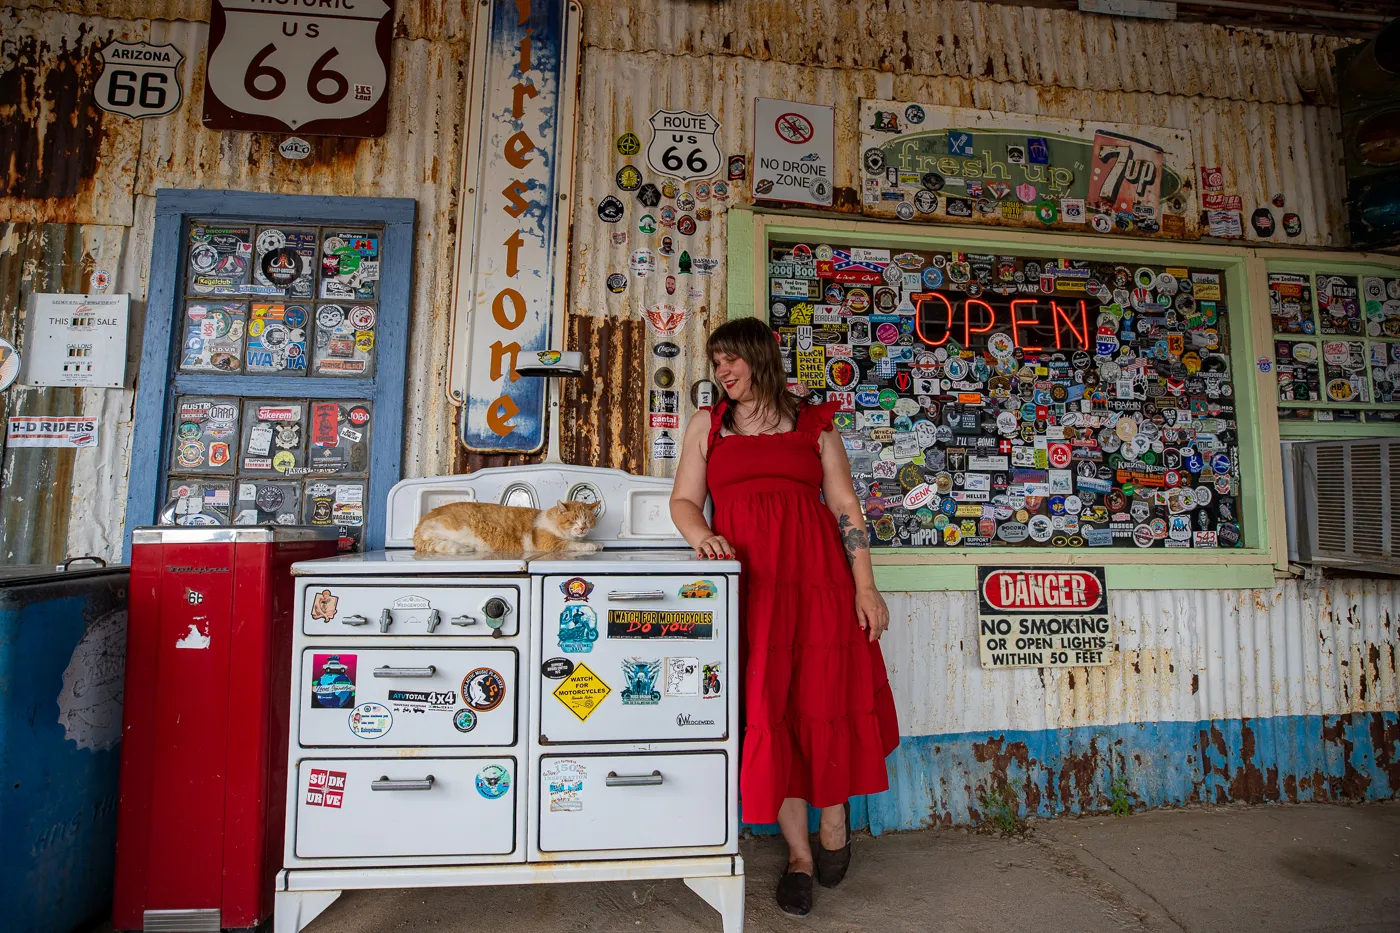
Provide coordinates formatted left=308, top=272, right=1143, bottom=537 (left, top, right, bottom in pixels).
left=0, top=6, right=469, bottom=560
left=862, top=575, right=1400, bottom=831
left=580, top=0, right=1351, bottom=107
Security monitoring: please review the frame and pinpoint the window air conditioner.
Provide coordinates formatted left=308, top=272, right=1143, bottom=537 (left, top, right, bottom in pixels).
left=1290, top=438, right=1400, bottom=575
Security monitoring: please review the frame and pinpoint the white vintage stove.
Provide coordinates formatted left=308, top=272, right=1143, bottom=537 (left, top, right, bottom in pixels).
left=277, top=465, right=744, bottom=933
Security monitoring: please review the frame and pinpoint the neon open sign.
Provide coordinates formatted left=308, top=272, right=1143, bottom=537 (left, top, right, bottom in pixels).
left=912, top=292, right=1092, bottom=353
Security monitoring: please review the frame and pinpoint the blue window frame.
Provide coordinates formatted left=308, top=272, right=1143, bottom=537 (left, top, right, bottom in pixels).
left=124, top=189, right=416, bottom=557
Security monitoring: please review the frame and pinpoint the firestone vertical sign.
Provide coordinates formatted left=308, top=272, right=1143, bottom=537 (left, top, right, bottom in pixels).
left=452, top=0, right=580, bottom=453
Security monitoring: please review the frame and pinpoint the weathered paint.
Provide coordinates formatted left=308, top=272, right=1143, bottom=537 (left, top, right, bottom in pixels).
left=783, top=574, right=1399, bottom=833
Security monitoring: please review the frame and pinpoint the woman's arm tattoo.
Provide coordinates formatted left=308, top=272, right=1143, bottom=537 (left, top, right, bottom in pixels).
left=838, top=513, right=868, bottom=565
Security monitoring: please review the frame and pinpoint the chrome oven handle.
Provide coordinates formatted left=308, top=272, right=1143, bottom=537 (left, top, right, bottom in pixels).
left=605, top=770, right=663, bottom=787
left=607, top=591, right=667, bottom=600
left=371, top=775, right=435, bottom=791
left=372, top=665, right=437, bottom=678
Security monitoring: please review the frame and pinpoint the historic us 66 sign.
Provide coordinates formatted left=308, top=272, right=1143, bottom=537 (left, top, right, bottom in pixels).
left=976, top=567, right=1113, bottom=670
left=202, top=0, right=395, bottom=136
left=646, top=110, right=721, bottom=181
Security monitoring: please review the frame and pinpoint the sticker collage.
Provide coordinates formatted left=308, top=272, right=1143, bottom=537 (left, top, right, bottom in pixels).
left=306, top=648, right=512, bottom=803
left=164, top=220, right=383, bottom=549
left=546, top=577, right=722, bottom=726
left=1269, top=271, right=1400, bottom=422
left=604, top=121, right=729, bottom=463
left=767, top=242, right=1245, bottom=549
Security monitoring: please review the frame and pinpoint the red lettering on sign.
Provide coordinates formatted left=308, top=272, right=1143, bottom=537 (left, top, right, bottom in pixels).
left=912, top=292, right=953, bottom=347
left=1009, top=299, right=1042, bottom=352
left=981, top=570, right=1104, bottom=613
left=1052, top=300, right=1090, bottom=350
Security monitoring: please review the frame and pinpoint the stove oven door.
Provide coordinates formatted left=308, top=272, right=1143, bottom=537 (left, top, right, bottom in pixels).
left=539, top=574, right=728, bottom=744
left=299, top=647, right=518, bottom=747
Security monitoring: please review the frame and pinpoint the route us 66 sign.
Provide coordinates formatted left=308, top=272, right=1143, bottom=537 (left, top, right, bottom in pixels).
left=94, top=42, right=184, bottom=119
left=203, top=0, right=395, bottom=137
left=647, top=110, right=722, bottom=181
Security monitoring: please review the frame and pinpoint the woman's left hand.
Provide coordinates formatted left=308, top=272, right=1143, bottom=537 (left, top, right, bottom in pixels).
left=855, top=585, right=889, bottom=642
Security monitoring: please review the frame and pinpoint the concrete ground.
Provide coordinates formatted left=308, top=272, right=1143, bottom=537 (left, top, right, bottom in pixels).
left=304, top=802, right=1400, bottom=933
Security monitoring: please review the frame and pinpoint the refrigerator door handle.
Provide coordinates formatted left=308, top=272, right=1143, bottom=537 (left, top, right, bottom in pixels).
left=606, top=591, right=667, bottom=600
left=605, top=770, right=664, bottom=787
left=371, top=665, right=437, bottom=678
left=371, top=775, right=436, bottom=791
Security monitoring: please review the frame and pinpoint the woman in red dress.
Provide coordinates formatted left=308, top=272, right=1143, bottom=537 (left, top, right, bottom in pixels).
left=670, top=317, right=901, bottom=916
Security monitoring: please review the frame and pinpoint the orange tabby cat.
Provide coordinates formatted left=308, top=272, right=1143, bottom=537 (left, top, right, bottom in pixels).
left=413, top=500, right=601, bottom=555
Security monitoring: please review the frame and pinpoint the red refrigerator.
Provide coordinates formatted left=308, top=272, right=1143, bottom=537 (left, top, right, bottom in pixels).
left=115, top=527, right=339, bottom=932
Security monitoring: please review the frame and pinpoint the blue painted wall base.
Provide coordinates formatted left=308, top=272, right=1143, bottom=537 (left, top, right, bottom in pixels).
left=743, top=712, right=1400, bottom=836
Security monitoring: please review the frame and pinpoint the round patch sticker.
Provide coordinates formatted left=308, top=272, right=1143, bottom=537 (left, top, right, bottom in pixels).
left=348, top=702, right=392, bottom=739
left=348, top=406, right=371, bottom=426
left=462, top=668, right=507, bottom=712
left=349, top=305, right=376, bottom=329
left=317, top=305, right=346, bottom=328
left=476, top=764, right=511, bottom=799
left=453, top=709, right=478, bottom=733
left=617, top=132, right=641, bottom=156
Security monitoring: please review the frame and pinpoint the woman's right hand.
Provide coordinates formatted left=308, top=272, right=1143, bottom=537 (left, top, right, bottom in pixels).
left=696, top=534, right=735, bottom=559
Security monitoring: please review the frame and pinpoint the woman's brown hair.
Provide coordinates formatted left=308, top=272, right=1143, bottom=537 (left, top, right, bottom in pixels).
left=706, top=317, right=800, bottom=433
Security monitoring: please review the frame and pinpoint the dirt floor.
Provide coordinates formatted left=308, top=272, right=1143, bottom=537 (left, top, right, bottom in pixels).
left=302, top=801, right=1400, bottom=933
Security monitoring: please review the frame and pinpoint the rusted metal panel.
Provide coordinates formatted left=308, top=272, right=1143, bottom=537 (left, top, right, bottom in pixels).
left=0, top=10, right=144, bottom=225
left=580, top=0, right=1353, bottom=107
left=6, top=0, right=475, bottom=40
left=132, top=20, right=471, bottom=483
left=559, top=313, right=647, bottom=473
left=0, top=222, right=110, bottom=564
left=863, top=575, right=1400, bottom=831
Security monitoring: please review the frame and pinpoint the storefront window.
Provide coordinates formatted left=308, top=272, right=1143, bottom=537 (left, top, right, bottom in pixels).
left=125, top=192, right=414, bottom=557
left=1269, top=265, right=1400, bottom=428
left=765, top=239, right=1245, bottom=550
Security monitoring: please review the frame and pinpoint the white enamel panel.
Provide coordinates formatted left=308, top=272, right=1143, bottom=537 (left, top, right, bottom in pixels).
left=537, top=752, right=727, bottom=853
left=539, top=575, right=728, bottom=744
left=299, top=648, right=518, bottom=747
left=293, top=757, right=517, bottom=859
left=300, top=581, right=522, bottom=637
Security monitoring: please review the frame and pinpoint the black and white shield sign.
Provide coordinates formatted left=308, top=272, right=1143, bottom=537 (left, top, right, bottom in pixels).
left=94, top=41, right=184, bottom=119
left=647, top=110, right=722, bottom=181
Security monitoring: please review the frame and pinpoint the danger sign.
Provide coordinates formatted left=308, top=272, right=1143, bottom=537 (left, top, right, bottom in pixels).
left=976, top=567, right=1113, bottom=670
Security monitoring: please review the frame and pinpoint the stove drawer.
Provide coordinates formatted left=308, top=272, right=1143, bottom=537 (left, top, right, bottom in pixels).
left=301, top=581, right=521, bottom=637
left=541, top=574, right=729, bottom=743
left=294, top=757, right=516, bottom=858
left=300, top=647, right=517, bottom=747
left=537, top=752, right=727, bottom=853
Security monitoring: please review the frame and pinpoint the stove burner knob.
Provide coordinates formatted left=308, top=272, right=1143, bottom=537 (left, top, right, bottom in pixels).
left=379, top=608, right=393, bottom=633
left=483, top=597, right=509, bottom=632
left=449, top=614, right=479, bottom=627
left=426, top=609, right=441, bottom=633
left=341, top=614, right=369, bottom=627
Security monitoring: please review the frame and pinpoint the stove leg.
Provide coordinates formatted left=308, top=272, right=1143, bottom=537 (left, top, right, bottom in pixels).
left=274, top=888, right=341, bottom=933
left=684, top=867, right=745, bottom=933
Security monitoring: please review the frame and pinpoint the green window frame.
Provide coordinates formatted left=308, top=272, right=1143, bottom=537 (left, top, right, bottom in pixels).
left=1257, top=248, right=1400, bottom=440
left=726, top=208, right=1286, bottom=591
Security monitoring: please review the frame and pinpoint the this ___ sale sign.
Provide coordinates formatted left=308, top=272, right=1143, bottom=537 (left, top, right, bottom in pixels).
left=976, top=567, right=1113, bottom=669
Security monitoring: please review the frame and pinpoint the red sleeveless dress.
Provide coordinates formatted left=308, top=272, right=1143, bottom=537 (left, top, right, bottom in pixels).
left=705, top=398, right=900, bottom=824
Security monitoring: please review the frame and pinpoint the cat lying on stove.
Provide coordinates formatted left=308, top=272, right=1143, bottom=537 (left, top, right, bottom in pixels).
left=413, top=500, right=602, bottom=554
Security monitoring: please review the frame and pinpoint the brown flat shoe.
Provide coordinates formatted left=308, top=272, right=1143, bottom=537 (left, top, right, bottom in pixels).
left=776, top=870, right=813, bottom=916
left=815, top=802, right=851, bottom=888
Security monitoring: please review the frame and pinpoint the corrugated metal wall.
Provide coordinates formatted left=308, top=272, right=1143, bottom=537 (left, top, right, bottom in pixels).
left=854, top=574, right=1399, bottom=831
left=0, top=0, right=1369, bottom=552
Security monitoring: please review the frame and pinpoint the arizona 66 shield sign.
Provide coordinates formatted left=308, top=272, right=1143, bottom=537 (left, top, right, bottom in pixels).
left=976, top=566, right=1113, bottom=670
left=203, top=0, right=395, bottom=136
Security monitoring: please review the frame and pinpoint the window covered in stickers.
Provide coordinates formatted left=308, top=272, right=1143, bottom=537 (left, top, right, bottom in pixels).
left=160, top=217, right=386, bottom=551
left=1268, top=266, right=1400, bottom=427
left=766, top=242, right=1245, bottom=550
